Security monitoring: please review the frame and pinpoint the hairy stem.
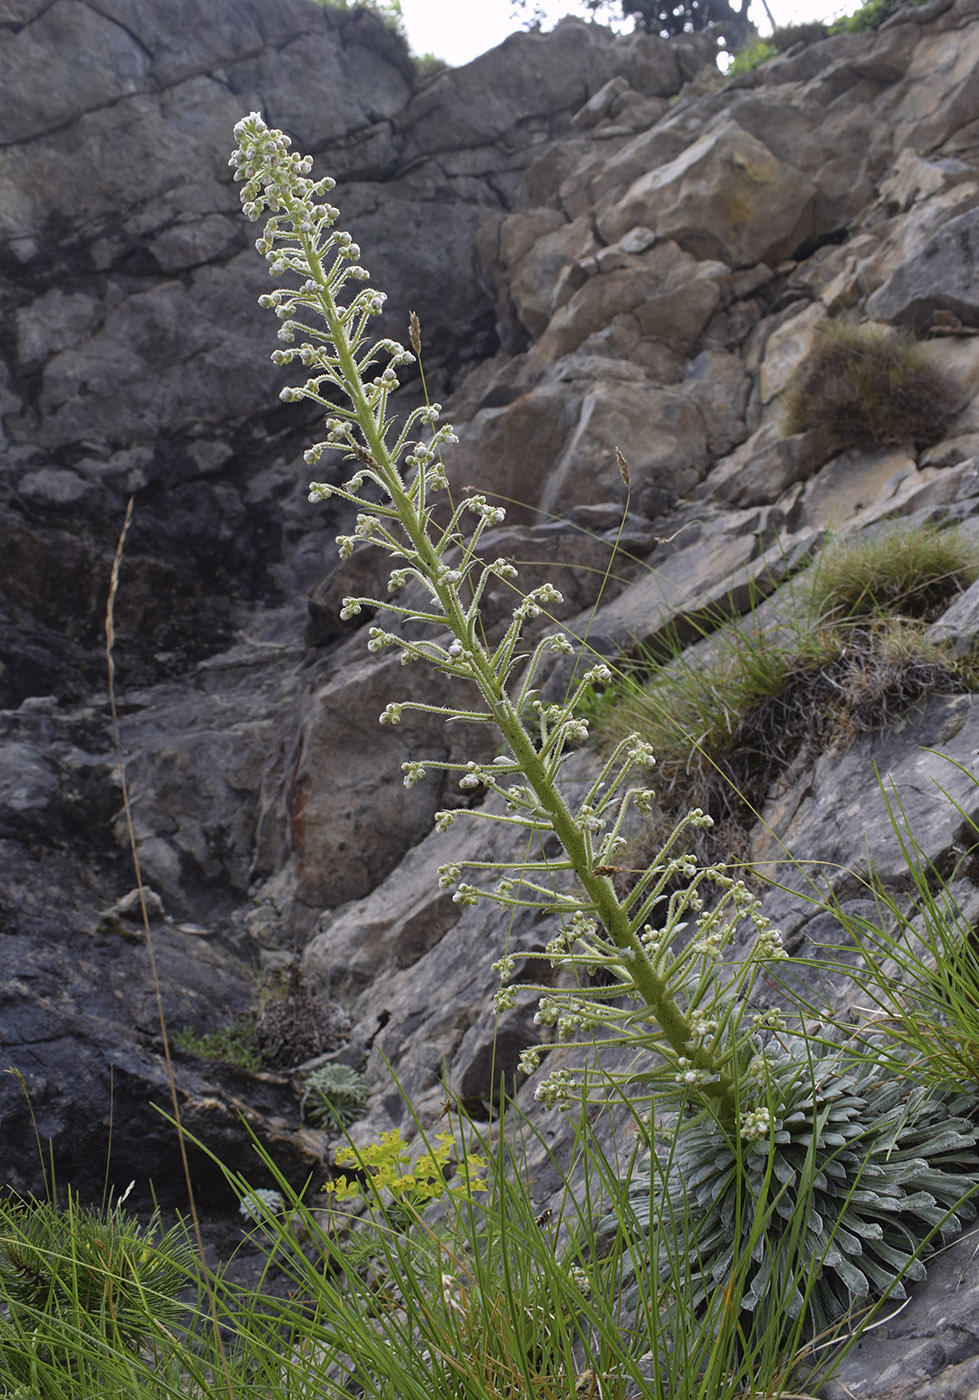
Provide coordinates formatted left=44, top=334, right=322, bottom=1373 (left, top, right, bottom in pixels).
left=295, top=213, right=735, bottom=1116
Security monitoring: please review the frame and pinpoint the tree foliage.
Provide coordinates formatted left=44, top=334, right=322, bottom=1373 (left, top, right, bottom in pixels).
left=513, top=0, right=752, bottom=40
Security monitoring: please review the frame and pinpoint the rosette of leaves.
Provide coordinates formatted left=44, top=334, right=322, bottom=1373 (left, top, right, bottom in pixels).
left=616, top=1043, right=979, bottom=1343
left=0, top=1192, right=195, bottom=1352
left=238, top=1187, right=285, bottom=1224
left=301, top=1063, right=369, bottom=1130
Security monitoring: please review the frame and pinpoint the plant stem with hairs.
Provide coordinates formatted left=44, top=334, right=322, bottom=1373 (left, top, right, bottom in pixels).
left=230, top=111, right=789, bottom=1130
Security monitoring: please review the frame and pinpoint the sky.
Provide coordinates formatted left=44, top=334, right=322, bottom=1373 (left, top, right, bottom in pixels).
left=398, top=0, right=844, bottom=66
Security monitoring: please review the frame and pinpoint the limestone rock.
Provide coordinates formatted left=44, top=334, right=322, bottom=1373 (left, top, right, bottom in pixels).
left=866, top=207, right=979, bottom=331
left=551, top=505, right=784, bottom=664
left=440, top=382, right=582, bottom=524
left=700, top=422, right=830, bottom=508
left=788, top=445, right=921, bottom=531
left=757, top=302, right=827, bottom=404
left=0, top=0, right=150, bottom=144
left=540, top=378, right=709, bottom=519
left=528, top=236, right=729, bottom=362
left=597, top=118, right=816, bottom=268
left=888, top=1, right=979, bottom=155
left=284, top=653, right=458, bottom=909
left=682, top=348, right=752, bottom=458
left=878, top=146, right=976, bottom=213
left=504, top=213, right=598, bottom=338
left=752, top=694, right=979, bottom=944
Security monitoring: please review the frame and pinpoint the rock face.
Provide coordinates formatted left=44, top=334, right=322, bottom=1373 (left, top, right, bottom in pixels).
left=3, top=0, right=979, bottom=1390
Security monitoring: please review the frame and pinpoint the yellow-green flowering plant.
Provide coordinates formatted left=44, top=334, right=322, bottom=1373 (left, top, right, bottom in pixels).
left=322, top=1127, right=487, bottom=1217
left=229, top=111, right=788, bottom=1133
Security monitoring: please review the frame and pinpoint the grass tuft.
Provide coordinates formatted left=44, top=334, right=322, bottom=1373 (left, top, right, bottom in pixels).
left=807, top=523, right=979, bottom=623
left=770, top=20, right=829, bottom=47
left=783, top=319, right=958, bottom=456
left=593, top=525, right=979, bottom=858
left=173, top=1015, right=264, bottom=1072
left=727, top=39, right=778, bottom=76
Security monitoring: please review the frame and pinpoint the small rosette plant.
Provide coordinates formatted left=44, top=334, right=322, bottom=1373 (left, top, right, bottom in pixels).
left=614, top=1038, right=979, bottom=1343
left=301, top=1063, right=369, bottom=1130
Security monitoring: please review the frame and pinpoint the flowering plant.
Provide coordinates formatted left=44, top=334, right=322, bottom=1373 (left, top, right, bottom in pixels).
left=220, top=111, right=979, bottom=1356
left=229, top=111, right=788, bottom=1131
left=322, top=1127, right=487, bottom=1215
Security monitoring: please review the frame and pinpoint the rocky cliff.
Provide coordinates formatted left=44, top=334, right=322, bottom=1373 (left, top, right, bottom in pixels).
left=2, top=1, right=979, bottom=1390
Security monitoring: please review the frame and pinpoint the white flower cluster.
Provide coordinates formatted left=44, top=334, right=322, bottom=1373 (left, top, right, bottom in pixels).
left=750, top=916, right=788, bottom=962
left=739, top=1105, right=772, bottom=1142
left=685, top=1013, right=718, bottom=1049
left=674, top=1058, right=716, bottom=1090
left=533, top=1069, right=580, bottom=1110
left=231, top=113, right=329, bottom=223
left=492, top=953, right=516, bottom=981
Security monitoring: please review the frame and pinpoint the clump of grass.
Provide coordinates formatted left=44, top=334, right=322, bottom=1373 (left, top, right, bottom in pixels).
left=205, top=1096, right=868, bottom=1400
left=413, top=50, right=447, bottom=85
left=0, top=1190, right=199, bottom=1393
left=595, top=622, right=833, bottom=844
left=783, top=320, right=958, bottom=457
left=809, top=523, right=979, bottom=623
left=311, top=0, right=406, bottom=37
left=174, top=1014, right=264, bottom=1072
left=594, top=525, right=979, bottom=855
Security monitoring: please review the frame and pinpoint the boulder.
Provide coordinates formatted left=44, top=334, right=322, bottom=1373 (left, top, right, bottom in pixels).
left=682, top=348, right=753, bottom=458
left=888, top=9, right=979, bottom=155
left=699, top=422, right=830, bottom=508
left=752, top=692, right=979, bottom=945
left=505, top=213, right=598, bottom=338
left=529, top=237, right=729, bottom=362
left=866, top=207, right=979, bottom=331
left=540, top=378, right=710, bottom=519
left=284, top=651, right=457, bottom=909
left=787, top=445, right=921, bottom=531
left=441, top=382, right=582, bottom=523
left=0, top=0, right=150, bottom=144
left=398, top=19, right=634, bottom=158
left=757, top=302, right=827, bottom=404
left=597, top=118, right=816, bottom=268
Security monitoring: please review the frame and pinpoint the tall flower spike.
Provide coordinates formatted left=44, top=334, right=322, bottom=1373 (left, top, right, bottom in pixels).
left=233, top=113, right=789, bottom=1126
